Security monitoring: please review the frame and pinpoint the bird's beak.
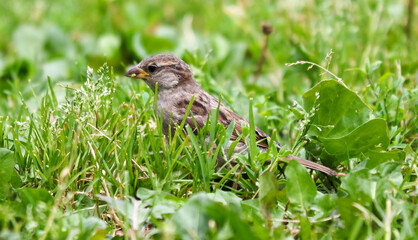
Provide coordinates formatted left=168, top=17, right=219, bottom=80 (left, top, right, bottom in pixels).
left=124, top=66, right=149, bottom=79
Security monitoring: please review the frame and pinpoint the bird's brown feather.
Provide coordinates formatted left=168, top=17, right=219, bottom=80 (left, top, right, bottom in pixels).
left=125, top=54, right=343, bottom=176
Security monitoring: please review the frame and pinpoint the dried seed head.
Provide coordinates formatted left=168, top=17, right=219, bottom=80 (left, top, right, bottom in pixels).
left=261, top=22, right=273, bottom=35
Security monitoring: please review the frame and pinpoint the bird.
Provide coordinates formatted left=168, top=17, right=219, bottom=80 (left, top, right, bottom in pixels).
left=124, top=54, right=342, bottom=176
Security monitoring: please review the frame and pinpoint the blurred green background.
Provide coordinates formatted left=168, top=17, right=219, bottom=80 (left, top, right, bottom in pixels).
left=1, top=0, right=416, bottom=117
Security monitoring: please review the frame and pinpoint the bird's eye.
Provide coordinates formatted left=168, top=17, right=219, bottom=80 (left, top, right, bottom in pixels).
left=148, top=64, right=158, bottom=73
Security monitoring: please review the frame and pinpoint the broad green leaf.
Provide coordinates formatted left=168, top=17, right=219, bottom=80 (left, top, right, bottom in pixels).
left=373, top=162, right=404, bottom=208
left=240, top=199, right=265, bottom=225
left=299, top=216, right=313, bottom=240
left=364, top=149, right=405, bottom=168
left=340, top=169, right=374, bottom=203
left=171, top=193, right=257, bottom=240
left=136, top=187, right=156, bottom=200
left=97, top=195, right=150, bottom=229
left=210, top=190, right=242, bottom=211
left=336, top=198, right=363, bottom=234
left=312, top=193, right=337, bottom=218
left=76, top=217, right=107, bottom=240
left=340, top=162, right=403, bottom=205
left=18, top=188, right=53, bottom=206
left=0, top=149, right=14, bottom=184
left=171, top=194, right=224, bottom=240
left=303, top=80, right=371, bottom=138
left=303, top=80, right=398, bottom=161
left=62, top=214, right=107, bottom=240
left=0, top=148, right=14, bottom=199
left=259, top=172, right=279, bottom=216
left=285, top=160, right=317, bottom=210
left=136, top=188, right=184, bottom=219
left=320, top=119, right=389, bottom=158
left=151, top=201, right=179, bottom=219
left=375, top=162, right=403, bottom=187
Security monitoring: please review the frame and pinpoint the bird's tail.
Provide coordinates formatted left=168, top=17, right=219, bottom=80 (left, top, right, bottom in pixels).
left=282, top=155, right=345, bottom=176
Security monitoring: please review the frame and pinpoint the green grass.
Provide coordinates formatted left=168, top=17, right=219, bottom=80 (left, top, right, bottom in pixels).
left=0, top=0, right=417, bottom=239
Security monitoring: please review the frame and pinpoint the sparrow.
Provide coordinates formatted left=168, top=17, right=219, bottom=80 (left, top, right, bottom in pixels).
left=125, top=54, right=341, bottom=176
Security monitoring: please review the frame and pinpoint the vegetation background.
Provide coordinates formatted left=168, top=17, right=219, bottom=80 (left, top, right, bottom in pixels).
left=0, top=0, right=416, bottom=239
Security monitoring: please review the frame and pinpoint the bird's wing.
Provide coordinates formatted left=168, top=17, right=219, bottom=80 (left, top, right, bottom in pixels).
left=202, top=91, right=270, bottom=149
left=217, top=105, right=270, bottom=149
left=175, top=90, right=270, bottom=148
left=176, top=90, right=342, bottom=176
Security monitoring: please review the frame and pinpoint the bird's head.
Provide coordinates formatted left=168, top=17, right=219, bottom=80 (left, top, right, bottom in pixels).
left=124, top=54, right=194, bottom=92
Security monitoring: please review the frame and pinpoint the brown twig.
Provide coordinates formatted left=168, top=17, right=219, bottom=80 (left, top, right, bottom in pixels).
left=254, top=22, right=273, bottom=83
left=282, top=200, right=290, bottom=226
left=232, top=162, right=246, bottom=189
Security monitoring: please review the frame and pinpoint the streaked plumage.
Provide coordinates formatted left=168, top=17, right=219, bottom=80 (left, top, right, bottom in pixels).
left=125, top=54, right=341, bottom=176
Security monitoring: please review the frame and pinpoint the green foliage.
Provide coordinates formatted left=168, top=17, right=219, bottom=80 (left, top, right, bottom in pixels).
left=285, top=160, right=317, bottom=211
left=0, top=148, right=15, bottom=199
left=302, top=80, right=405, bottom=166
left=303, top=80, right=372, bottom=138
left=0, top=0, right=416, bottom=239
